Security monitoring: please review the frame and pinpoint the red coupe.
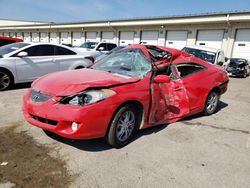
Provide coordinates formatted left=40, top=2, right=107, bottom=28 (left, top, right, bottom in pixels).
left=0, top=36, right=23, bottom=47
left=23, top=45, right=229, bottom=147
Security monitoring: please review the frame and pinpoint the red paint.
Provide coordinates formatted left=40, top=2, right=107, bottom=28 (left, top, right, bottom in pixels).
left=0, top=36, right=23, bottom=42
left=23, top=44, right=229, bottom=140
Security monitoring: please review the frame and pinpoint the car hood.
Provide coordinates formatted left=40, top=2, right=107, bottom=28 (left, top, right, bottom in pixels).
left=32, top=69, right=140, bottom=96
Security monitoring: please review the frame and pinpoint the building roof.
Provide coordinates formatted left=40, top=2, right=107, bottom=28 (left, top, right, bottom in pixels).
left=1, top=10, right=250, bottom=29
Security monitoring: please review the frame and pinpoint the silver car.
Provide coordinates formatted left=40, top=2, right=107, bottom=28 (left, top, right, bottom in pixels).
left=0, top=42, right=92, bottom=91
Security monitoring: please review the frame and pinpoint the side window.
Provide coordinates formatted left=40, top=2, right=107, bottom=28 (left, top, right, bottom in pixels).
left=23, top=45, right=54, bottom=56
left=107, top=43, right=117, bottom=51
left=176, top=63, right=206, bottom=78
left=96, top=43, right=107, bottom=51
left=54, top=46, right=76, bottom=55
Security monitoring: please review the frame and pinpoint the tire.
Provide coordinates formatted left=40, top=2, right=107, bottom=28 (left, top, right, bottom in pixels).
left=0, top=69, right=13, bottom=91
left=106, top=105, right=140, bottom=148
left=203, top=91, right=219, bottom=115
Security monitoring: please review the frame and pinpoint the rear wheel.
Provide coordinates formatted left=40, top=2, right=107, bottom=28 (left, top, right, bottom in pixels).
left=106, top=105, right=139, bottom=148
left=0, top=70, right=13, bottom=91
left=203, top=91, right=219, bottom=115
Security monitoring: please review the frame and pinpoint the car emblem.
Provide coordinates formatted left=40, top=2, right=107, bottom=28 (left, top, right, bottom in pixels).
left=32, top=94, right=40, bottom=101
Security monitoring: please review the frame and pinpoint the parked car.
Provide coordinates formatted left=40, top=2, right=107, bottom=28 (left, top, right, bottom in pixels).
left=74, top=42, right=117, bottom=62
left=182, top=45, right=226, bottom=66
left=0, top=42, right=93, bottom=91
left=94, top=45, right=127, bottom=62
left=23, top=44, right=229, bottom=148
left=0, top=36, right=23, bottom=47
left=226, top=58, right=250, bottom=78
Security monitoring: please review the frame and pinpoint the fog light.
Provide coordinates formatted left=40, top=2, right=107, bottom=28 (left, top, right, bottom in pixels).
left=71, top=122, right=78, bottom=132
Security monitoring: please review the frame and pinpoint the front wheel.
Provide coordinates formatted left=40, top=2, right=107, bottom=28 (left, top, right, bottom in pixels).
left=0, top=70, right=13, bottom=91
left=106, top=105, right=139, bottom=148
left=203, top=91, right=219, bottom=115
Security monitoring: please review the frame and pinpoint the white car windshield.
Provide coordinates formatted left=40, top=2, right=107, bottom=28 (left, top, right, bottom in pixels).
left=182, top=47, right=216, bottom=64
left=92, top=48, right=152, bottom=78
left=79, top=42, right=98, bottom=49
left=0, top=42, right=29, bottom=56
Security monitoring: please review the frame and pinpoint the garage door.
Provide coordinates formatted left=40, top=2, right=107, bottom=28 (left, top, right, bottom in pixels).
left=40, top=32, right=48, bottom=42
left=141, top=31, right=159, bottom=45
left=165, top=31, right=188, bottom=50
left=24, top=33, right=31, bottom=42
left=102, top=32, right=114, bottom=42
left=232, top=29, right=250, bottom=60
left=32, top=32, right=39, bottom=42
left=3, top=32, right=9, bottom=37
left=72, top=32, right=82, bottom=46
left=9, top=32, right=15, bottom=38
left=119, top=31, right=135, bottom=45
left=16, top=32, right=23, bottom=39
left=86, top=32, right=97, bottom=42
left=196, top=30, right=224, bottom=49
left=60, top=32, right=69, bottom=45
left=49, top=32, right=57, bottom=44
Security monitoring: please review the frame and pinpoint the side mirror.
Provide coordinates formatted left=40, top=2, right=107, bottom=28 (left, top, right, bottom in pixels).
left=154, top=75, right=171, bottom=83
left=217, top=61, right=224, bottom=66
left=98, top=47, right=105, bottom=51
left=17, top=51, right=28, bottom=57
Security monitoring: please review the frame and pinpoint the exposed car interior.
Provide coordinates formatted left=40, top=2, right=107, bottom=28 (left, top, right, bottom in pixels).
left=146, top=45, right=172, bottom=62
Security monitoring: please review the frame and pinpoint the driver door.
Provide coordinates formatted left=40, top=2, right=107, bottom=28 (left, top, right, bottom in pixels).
left=149, top=66, right=190, bottom=125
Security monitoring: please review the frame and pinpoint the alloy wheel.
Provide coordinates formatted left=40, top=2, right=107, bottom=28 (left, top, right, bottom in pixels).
left=206, top=92, right=218, bottom=113
left=0, top=71, right=10, bottom=91
left=116, top=110, right=136, bottom=142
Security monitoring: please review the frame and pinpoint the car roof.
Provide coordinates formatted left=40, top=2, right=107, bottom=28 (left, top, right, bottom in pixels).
left=0, top=36, right=23, bottom=42
left=184, top=45, right=221, bottom=53
left=126, top=44, right=213, bottom=68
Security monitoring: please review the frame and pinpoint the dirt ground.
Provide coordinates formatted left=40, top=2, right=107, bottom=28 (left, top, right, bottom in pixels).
left=0, top=123, right=72, bottom=188
left=0, top=77, right=250, bottom=188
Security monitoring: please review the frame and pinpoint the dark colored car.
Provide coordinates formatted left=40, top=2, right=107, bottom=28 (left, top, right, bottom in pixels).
left=227, top=58, right=250, bottom=78
left=0, top=36, right=23, bottom=47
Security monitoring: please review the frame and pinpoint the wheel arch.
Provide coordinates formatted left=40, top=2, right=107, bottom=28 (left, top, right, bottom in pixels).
left=105, top=100, right=144, bottom=136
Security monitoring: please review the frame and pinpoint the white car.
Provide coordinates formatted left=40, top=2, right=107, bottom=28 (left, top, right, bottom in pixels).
left=74, top=42, right=117, bottom=61
left=0, top=42, right=93, bottom=91
left=182, top=45, right=226, bottom=66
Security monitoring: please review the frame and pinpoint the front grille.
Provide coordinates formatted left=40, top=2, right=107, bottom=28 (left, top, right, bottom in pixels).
left=31, top=114, right=58, bottom=126
left=30, top=88, right=52, bottom=103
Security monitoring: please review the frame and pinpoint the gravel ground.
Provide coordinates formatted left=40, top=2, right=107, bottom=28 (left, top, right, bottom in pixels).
left=0, top=77, right=250, bottom=188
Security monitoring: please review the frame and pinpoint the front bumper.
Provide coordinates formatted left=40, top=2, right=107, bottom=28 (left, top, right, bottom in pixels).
left=23, top=89, right=118, bottom=139
left=227, top=68, right=245, bottom=77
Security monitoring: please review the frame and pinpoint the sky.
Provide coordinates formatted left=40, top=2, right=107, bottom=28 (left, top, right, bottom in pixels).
left=0, top=0, right=250, bottom=23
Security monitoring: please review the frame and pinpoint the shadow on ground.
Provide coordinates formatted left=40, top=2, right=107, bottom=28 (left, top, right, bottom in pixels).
left=44, top=101, right=228, bottom=152
left=9, top=82, right=31, bottom=91
left=44, top=124, right=168, bottom=152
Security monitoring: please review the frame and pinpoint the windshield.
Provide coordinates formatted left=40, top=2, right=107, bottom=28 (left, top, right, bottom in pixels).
left=0, top=42, right=29, bottom=56
left=182, top=47, right=216, bottom=64
left=79, top=42, right=98, bottom=49
left=92, top=48, right=152, bottom=78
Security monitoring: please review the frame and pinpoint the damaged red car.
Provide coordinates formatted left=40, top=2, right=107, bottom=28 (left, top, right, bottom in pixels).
left=23, top=45, right=229, bottom=147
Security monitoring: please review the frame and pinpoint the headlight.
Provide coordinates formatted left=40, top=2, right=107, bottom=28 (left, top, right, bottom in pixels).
left=60, top=89, right=116, bottom=106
